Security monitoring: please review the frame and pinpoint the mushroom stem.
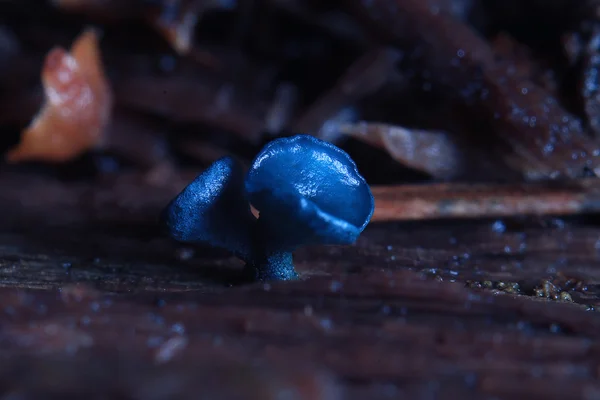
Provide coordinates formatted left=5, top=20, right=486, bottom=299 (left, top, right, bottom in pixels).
left=244, top=251, right=297, bottom=281
left=243, top=216, right=299, bottom=281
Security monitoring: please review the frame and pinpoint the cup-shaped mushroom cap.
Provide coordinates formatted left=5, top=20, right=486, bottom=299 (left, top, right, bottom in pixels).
left=161, top=156, right=256, bottom=258
left=245, top=135, right=374, bottom=249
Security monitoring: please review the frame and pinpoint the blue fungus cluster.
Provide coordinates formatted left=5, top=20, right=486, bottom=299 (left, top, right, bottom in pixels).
left=161, top=134, right=375, bottom=281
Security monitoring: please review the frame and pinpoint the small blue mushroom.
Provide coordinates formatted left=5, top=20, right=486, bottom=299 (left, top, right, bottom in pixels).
left=245, top=135, right=375, bottom=279
left=161, top=157, right=256, bottom=260
left=162, top=134, right=374, bottom=281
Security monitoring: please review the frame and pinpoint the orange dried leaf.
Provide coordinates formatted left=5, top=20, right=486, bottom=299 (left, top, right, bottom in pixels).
left=7, top=28, right=112, bottom=163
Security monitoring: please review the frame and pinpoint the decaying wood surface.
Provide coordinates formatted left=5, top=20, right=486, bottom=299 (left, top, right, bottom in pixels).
left=2, top=171, right=600, bottom=399
left=4, top=2, right=600, bottom=399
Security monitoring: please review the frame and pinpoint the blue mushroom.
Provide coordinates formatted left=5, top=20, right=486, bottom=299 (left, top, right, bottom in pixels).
left=162, top=134, right=375, bottom=281
left=245, top=135, right=375, bottom=279
left=161, top=157, right=255, bottom=260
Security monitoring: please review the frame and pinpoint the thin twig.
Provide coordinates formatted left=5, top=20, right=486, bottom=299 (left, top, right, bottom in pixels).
left=371, top=179, right=600, bottom=221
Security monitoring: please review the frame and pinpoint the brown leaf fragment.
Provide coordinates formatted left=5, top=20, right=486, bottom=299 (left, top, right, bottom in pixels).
left=6, top=28, right=112, bottom=163
left=339, top=122, right=462, bottom=179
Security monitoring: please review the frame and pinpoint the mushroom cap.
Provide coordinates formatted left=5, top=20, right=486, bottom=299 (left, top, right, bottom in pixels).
left=161, top=156, right=255, bottom=258
left=246, top=135, right=374, bottom=248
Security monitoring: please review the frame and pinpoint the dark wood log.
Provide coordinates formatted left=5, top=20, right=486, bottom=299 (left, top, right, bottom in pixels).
left=1, top=171, right=600, bottom=399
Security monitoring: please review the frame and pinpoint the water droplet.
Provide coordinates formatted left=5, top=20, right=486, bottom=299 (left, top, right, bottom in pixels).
left=529, top=116, right=537, bottom=127
left=492, top=220, right=506, bottom=233
left=171, top=323, right=185, bottom=334
left=543, top=143, right=554, bottom=155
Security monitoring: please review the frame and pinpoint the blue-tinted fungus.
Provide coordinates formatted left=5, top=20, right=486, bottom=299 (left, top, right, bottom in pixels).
left=162, top=134, right=375, bottom=281
left=161, top=156, right=256, bottom=259
left=246, top=135, right=374, bottom=247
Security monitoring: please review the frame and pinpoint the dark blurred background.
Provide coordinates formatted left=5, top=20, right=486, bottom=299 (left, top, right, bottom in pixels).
left=1, top=0, right=599, bottom=188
